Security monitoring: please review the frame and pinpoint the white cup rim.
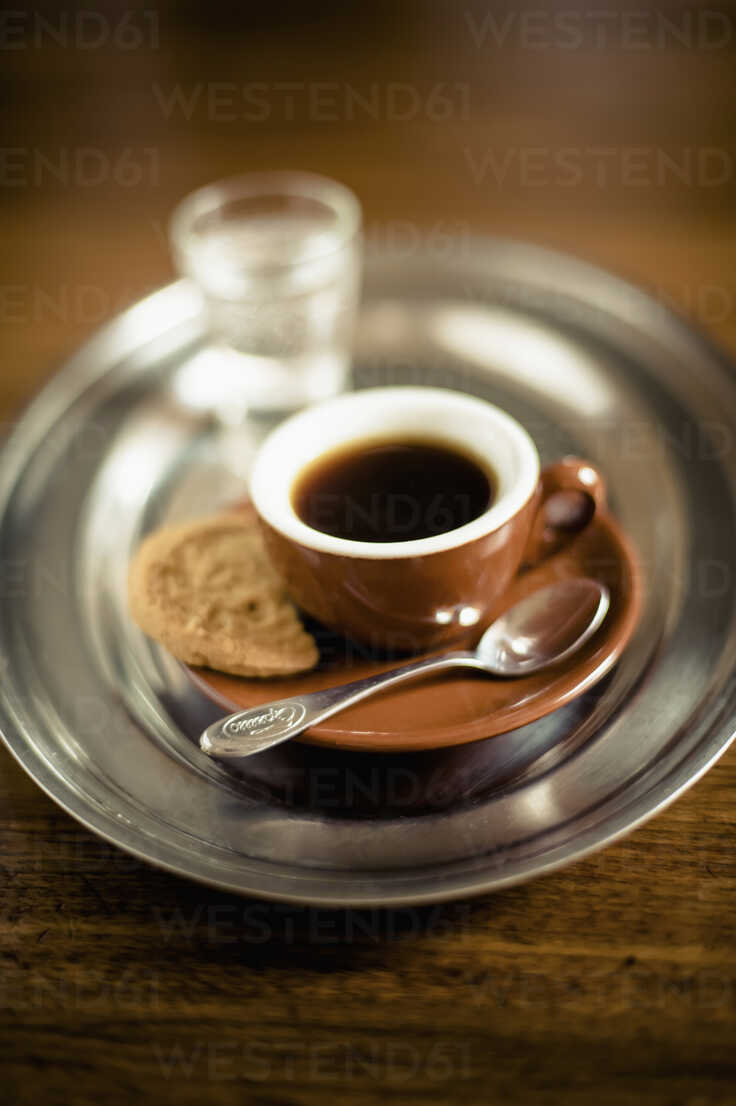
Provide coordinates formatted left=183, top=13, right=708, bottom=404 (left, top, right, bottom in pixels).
left=250, top=387, right=540, bottom=559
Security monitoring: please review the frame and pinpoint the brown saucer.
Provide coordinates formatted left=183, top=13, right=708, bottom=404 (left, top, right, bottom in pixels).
left=187, top=511, right=642, bottom=753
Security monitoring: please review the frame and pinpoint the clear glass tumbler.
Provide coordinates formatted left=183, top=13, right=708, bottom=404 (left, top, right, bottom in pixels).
left=170, top=171, right=362, bottom=415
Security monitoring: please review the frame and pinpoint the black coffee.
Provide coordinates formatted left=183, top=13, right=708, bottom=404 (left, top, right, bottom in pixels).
left=293, top=437, right=494, bottom=543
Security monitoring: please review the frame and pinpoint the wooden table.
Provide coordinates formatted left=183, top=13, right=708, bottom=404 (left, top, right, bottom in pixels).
left=2, top=4, right=735, bottom=1102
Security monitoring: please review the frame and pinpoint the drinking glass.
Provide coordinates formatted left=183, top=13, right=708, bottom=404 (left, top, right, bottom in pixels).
left=170, top=171, right=362, bottom=415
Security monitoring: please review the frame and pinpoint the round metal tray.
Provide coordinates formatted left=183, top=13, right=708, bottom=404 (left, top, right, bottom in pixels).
left=1, top=240, right=735, bottom=906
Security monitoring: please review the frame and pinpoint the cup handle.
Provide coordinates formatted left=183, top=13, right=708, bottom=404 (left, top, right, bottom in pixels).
left=522, top=456, right=607, bottom=569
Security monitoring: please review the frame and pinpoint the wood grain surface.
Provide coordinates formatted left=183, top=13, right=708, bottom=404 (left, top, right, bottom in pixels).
left=1, top=3, right=735, bottom=1103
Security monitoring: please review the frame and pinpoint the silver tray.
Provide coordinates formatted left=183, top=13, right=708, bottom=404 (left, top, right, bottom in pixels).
left=1, top=240, right=735, bottom=906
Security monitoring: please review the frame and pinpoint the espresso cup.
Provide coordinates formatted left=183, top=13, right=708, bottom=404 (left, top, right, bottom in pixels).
left=250, top=387, right=605, bottom=651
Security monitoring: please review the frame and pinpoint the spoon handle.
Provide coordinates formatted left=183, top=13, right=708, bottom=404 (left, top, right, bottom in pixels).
left=200, top=651, right=475, bottom=758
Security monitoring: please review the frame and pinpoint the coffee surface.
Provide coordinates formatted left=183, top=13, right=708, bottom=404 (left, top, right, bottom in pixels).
left=293, top=438, right=494, bottom=543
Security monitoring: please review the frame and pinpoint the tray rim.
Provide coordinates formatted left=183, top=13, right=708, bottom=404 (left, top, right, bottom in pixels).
left=1, top=239, right=735, bottom=906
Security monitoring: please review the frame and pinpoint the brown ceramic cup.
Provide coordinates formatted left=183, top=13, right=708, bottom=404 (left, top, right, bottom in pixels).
left=250, top=387, right=605, bottom=652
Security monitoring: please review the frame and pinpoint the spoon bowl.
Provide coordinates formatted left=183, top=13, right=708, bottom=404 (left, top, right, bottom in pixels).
left=476, top=578, right=610, bottom=676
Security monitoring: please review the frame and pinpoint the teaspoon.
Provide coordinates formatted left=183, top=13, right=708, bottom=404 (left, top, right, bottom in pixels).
left=200, top=577, right=609, bottom=758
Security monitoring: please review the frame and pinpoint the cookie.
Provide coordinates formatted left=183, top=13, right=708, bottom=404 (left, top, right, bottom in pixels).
left=128, top=511, right=319, bottom=677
